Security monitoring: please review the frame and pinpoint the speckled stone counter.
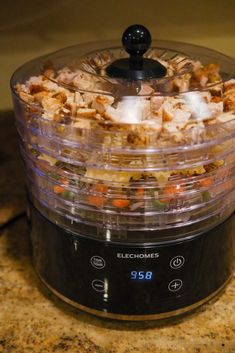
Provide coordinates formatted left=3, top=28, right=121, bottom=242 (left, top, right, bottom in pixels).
left=0, top=112, right=234, bottom=353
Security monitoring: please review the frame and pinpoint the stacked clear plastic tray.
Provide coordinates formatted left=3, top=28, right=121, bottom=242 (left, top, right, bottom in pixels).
left=11, top=40, right=235, bottom=241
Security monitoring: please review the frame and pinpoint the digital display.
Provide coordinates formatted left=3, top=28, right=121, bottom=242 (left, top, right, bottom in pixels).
left=131, top=271, right=153, bottom=280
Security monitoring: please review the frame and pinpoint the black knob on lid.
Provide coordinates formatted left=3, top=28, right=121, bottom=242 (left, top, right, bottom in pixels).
left=122, top=24, right=151, bottom=57
left=106, top=24, right=167, bottom=80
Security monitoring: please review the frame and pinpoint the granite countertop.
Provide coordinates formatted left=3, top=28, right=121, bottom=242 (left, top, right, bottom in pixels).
left=0, top=111, right=234, bottom=353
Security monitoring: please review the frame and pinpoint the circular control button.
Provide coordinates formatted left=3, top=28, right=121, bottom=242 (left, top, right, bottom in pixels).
left=168, top=279, right=183, bottom=292
left=170, top=256, right=185, bottom=269
left=90, top=256, right=106, bottom=269
left=92, top=279, right=105, bottom=292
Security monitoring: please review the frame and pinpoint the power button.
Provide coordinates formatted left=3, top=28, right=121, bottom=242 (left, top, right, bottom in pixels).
left=170, top=256, right=185, bottom=269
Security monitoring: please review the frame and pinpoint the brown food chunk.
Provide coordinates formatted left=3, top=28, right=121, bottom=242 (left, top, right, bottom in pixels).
left=52, top=92, right=67, bottom=104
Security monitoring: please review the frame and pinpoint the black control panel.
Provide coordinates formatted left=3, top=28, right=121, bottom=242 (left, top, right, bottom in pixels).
left=68, top=238, right=202, bottom=314
left=30, top=205, right=234, bottom=317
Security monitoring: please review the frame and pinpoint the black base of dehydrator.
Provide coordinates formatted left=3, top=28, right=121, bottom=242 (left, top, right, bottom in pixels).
left=29, top=204, right=234, bottom=320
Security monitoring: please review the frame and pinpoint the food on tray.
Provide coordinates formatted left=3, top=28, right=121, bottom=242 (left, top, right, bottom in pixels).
left=13, top=51, right=235, bottom=224
left=15, top=57, right=235, bottom=147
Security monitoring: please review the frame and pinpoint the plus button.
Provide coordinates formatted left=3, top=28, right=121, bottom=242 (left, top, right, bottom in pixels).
left=168, top=279, right=183, bottom=292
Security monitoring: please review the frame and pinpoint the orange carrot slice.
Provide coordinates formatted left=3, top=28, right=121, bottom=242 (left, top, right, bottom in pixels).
left=199, top=177, right=213, bottom=187
left=95, top=183, right=108, bottom=193
left=135, top=187, right=145, bottom=198
left=161, top=184, right=184, bottom=202
left=53, top=185, right=65, bottom=194
left=88, top=195, right=106, bottom=208
left=112, top=199, right=130, bottom=208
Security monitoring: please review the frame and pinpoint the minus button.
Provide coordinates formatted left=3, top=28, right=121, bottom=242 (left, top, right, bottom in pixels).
left=92, top=279, right=105, bottom=292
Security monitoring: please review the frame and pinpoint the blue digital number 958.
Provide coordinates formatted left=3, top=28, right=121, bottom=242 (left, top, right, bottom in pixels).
left=131, top=271, right=153, bottom=280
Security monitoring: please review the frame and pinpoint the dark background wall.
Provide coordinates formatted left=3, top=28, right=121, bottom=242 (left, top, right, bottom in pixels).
left=1, top=0, right=235, bottom=110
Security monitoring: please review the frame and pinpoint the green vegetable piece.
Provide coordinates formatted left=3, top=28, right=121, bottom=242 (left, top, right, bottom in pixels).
left=154, top=199, right=167, bottom=210
left=61, top=190, right=75, bottom=201
left=50, top=173, right=60, bottom=180
left=202, top=191, right=211, bottom=202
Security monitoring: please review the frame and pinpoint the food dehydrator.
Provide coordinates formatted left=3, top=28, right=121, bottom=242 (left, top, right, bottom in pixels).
left=11, top=25, right=235, bottom=320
